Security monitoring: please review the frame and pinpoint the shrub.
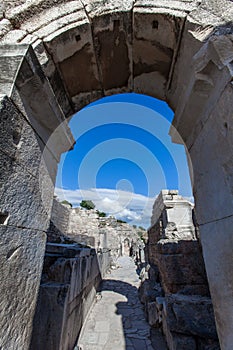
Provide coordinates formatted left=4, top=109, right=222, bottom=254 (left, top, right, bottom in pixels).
left=61, top=200, right=72, bottom=208
left=117, top=219, right=127, bottom=224
left=80, top=200, right=95, bottom=210
left=97, top=210, right=107, bottom=217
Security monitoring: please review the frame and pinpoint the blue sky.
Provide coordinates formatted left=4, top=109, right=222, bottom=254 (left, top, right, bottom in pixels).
left=55, top=93, right=193, bottom=228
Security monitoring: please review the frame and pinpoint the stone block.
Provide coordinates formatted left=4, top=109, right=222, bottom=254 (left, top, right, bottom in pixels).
left=200, top=216, right=233, bottom=350
left=152, top=238, right=209, bottom=295
left=197, top=338, right=220, bottom=350
left=189, top=83, right=233, bottom=225
left=44, top=17, right=102, bottom=110
left=32, top=40, right=73, bottom=117
left=0, top=94, right=58, bottom=182
left=169, top=332, right=197, bottom=350
left=133, top=7, right=185, bottom=100
left=0, top=150, right=53, bottom=231
left=0, top=18, right=11, bottom=39
left=31, top=245, right=105, bottom=350
left=165, top=294, right=218, bottom=340
left=30, top=282, right=70, bottom=350
left=139, top=279, right=162, bottom=304
left=91, top=12, right=133, bottom=94
left=147, top=301, right=159, bottom=327
left=0, top=45, right=75, bottom=161
left=0, top=225, right=46, bottom=350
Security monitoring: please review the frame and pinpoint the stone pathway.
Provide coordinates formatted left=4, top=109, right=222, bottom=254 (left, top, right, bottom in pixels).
left=76, top=256, right=167, bottom=350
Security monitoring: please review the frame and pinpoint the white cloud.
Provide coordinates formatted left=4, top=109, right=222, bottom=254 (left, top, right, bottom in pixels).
left=55, top=187, right=156, bottom=228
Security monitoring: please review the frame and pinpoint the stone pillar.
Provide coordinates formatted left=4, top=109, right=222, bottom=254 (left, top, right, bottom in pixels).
left=170, top=33, right=233, bottom=349
left=0, top=44, right=74, bottom=350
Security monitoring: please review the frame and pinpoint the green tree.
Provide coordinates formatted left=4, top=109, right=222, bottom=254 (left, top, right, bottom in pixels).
left=80, top=200, right=95, bottom=210
left=97, top=210, right=107, bottom=217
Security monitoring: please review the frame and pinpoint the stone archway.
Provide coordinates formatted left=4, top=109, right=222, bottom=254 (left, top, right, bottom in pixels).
left=0, top=1, right=233, bottom=349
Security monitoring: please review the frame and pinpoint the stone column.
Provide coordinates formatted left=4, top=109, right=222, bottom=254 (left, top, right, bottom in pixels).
left=0, top=44, right=74, bottom=350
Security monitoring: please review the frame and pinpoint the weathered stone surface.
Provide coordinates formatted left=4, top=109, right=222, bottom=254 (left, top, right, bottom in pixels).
left=50, top=198, right=145, bottom=259
left=147, top=301, right=159, bottom=327
left=165, top=294, right=218, bottom=339
left=139, top=279, right=163, bottom=305
left=0, top=225, right=46, bottom=350
left=0, top=19, right=12, bottom=39
left=200, top=216, right=233, bottom=350
left=0, top=95, right=57, bottom=231
left=133, top=7, right=185, bottom=100
left=31, top=243, right=110, bottom=350
left=148, top=191, right=209, bottom=295
left=197, top=338, right=221, bottom=350
left=91, top=12, right=133, bottom=95
left=155, top=239, right=209, bottom=295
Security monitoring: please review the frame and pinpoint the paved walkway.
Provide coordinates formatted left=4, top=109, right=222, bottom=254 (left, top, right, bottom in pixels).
left=77, top=256, right=167, bottom=350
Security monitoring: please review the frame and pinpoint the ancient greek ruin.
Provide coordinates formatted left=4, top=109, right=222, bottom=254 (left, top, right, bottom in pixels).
left=0, top=0, right=233, bottom=349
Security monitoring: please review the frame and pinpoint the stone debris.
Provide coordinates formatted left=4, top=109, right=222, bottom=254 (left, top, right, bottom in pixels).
left=77, top=256, right=168, bottom=350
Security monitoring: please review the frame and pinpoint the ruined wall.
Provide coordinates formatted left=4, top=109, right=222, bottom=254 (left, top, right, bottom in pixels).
left=50, top=198, right=145, bottom=256
left=30, top=242, right=111, bottom=350
left=144, top=190, right=219, bottom=349
left=0, top=47, right=74, bottom=350
left=30, top=199, right=145, bottom=349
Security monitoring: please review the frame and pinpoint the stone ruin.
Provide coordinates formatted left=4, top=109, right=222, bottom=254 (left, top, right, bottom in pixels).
left=0, top=0, right=233, bottom=349
left=140, top=190, right=220, bottom=349
left=30, top=198, right=145, bottom=349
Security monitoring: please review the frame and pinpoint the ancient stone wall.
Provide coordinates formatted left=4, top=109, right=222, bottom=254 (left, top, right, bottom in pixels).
left=50, top=198, right=145, bottom=257
left=30, top=242, right=111, bottom=350
left=143, top=190, right=220, bottom=349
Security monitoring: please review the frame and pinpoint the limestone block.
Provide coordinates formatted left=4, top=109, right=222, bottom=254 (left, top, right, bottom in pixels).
left=197, top=338, right=220, bottom=350
left=165, top=294, right=218, bottom=339
left=82, top=0, right=133, bottom=18
left=0, top=95, right=57, bottom=180
left=155, top=240, right=209, bottom=295
left=189, top=83, right=233, bottom=225
left=0, top=225, right=46, bottom=350
left=43, top=13, right=103, bottom=110
left=147, top=301, right=159, bottom=327
left=31, top=245, right=105, bottom=350
left=0, top=3, right=6, bottom=19
left=50, top=199, right=71, bottom=235
left=172, top=45, right=233, bottom=149
left=91, top=12, right=133, bottom=94
left=200, top=216, right=233, bottom=350
left=190, top=0, right=233, bottom=25
left=30, top=39, right=73, bottom=117
left=0, top=45, right=75, bottom=160
left=133, top=5, right=185, bottom=100
left=162, top=307, right=198, bottom=349
left=167, top=17, right=211, bottom=114
left=30, top=282, right=70, bottom=350
left=19, top=1, right=84, bottom=34
left=0, top=29, right=26, bottom=44
left=0, top=19, right=11, bottom=39
left=139, top=279, right=162, bottom=304
left=0, top=150, right=53, bottom=231
left=0, top=45, right=27, bottom=96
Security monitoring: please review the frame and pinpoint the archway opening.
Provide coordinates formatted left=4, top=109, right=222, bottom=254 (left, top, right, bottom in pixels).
left=55, top=92, right=193, bottom=229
